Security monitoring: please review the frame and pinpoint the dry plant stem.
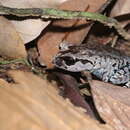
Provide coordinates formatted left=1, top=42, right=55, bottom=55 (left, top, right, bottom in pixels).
left=0, top=58, right=29, bottom=65
left=0, top=6, right=129, bottom=40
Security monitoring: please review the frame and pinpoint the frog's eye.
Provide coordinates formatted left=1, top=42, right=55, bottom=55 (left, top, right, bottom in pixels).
left=62, top=56, right=75, bottom=66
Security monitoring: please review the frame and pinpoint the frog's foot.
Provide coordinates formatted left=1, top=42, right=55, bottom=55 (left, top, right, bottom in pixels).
left=123, top=81, right=130, bottom=88
left=109, top=67, right=129, bottom=86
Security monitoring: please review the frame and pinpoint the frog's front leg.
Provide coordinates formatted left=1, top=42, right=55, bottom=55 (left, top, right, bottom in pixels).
left=109, top=67, right=130, bottom=88
left=59, top=41, right=74, bottom=51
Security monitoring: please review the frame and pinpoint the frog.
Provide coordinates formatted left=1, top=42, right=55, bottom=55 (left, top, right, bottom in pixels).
left=53, top=42, right=130, bottom=88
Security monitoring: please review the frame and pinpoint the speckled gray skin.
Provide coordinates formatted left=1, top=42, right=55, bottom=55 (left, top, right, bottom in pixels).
left=53, top=42, right=130, bottom=88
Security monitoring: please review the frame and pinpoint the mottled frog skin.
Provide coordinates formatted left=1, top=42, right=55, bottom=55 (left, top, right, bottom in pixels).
left=53, top=42, right=130, bottom=88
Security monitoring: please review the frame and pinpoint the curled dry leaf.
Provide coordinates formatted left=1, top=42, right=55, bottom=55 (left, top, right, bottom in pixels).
left=90, top=80, right=130, bottom=130
left=0, top=70, right=112, bottom=130
left=55, top=72, right=95, bottom=119
left=0, top=16, right=26, bottom=58
left=38, top=0, right=108, bottom=68
left=0, top=0, right=67, bottom=43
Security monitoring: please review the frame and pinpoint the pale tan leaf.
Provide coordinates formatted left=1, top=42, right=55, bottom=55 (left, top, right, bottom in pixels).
left=110, top=0, right=130, bottom=17
left=11, top=19, right=50, bottom=43
left=0, top=71, right=112, bottom=130
left=0, top=16, right=26, bottom=58
left=0, top=0, right=67, bottom=43
left=90, top=80, right=130, bottom=130
left=110, top=0, right=130, bottom=29
left=0, top=0, right=67, bottom=8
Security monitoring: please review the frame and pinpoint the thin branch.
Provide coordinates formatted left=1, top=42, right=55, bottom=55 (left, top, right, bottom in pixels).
left=0, top=5, right=129, bottom=40
left=0, top=58, right=29, bottom=65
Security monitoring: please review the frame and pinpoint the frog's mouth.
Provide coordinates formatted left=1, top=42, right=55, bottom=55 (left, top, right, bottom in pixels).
left=53, top=54, right=94, bottom=72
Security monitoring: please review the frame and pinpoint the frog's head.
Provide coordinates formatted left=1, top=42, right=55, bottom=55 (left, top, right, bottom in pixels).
left=53, top=44, right=97, bottom=72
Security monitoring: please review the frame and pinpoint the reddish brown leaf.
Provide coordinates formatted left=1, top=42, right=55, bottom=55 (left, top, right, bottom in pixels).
left=55, top=72, right=96, bottom=119
left=38, top=0, right=108, bottom=68
left=90, top=80, right=130, bottom=130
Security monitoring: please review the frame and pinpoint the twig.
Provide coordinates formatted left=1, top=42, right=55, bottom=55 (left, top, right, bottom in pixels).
left=0, top=58, right=29, bottom=65
left=0, top=5, right=129, bottom=40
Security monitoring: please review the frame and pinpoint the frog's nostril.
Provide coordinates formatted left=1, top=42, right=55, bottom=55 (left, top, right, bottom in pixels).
left=54, top=57, right=63, bottom=67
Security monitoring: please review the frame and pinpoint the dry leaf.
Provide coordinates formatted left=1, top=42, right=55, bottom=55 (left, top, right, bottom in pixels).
left=0, top=71, right=112, bottom=130
left=0, top=16, right=26, bottom=58
left=110, top=0, right=130, bottom=17
left=84, top=0, right=130, bottom=46
left=38, top=0, right=108, bottom=68
left=55, top=72, right=95, bottom=118
left=90, top=80, right=130, bottom=130
left=0, top=0, right=67, bottom=43
left=110, top=0, right=130, bottom=29
left=108, top=0, right=130, bottom=57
